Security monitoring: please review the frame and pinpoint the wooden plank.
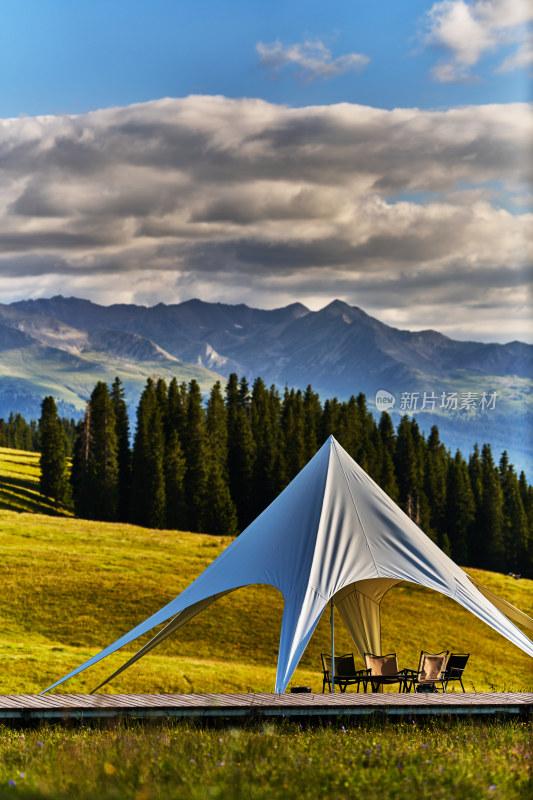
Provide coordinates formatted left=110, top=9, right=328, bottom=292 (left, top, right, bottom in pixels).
left=0, top=692, right=530, bottom=721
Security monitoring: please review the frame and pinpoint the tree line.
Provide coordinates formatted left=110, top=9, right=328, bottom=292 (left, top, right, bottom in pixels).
left=36, top=374, right=533, bottom=577
left=0, top=411, right=76, bottom=454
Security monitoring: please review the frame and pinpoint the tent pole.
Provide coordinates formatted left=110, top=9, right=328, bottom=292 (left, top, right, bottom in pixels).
left=330, top=599, right=335, bottom=693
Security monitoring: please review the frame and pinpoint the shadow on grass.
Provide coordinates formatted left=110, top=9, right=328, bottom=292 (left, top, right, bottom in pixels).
left=0, top=475, right=70, bottom=516
left=0, top=474, right=38, bottom=492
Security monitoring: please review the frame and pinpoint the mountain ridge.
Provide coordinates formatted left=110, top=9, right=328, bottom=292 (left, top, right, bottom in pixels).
left=2, top=295, right=532, bottom=475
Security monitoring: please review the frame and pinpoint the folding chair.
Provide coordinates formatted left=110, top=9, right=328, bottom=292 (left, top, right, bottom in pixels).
left=403, top=650, right=449, bottom=693
left=363, top=652, right=407, bottom=692
left=442, top=653, right=469, bottom=692
left=321, top=653, right=369, bottom=693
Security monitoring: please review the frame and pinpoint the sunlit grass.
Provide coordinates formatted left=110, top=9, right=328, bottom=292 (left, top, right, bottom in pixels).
left=0, top=447, right=71, bottom=517
left=0, top=719, right=531, bottom=800
left=1, top=449, right=532, bottom=799
left=0, top=503, right=531, bottom=696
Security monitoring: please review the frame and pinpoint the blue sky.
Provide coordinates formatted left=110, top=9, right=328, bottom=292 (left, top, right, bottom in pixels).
left=0, top=0, right=531, bottom=341
left=1, top=0, right=530, bottom=114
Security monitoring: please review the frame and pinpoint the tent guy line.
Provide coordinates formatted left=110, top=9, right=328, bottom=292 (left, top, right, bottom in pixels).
left=41, top=436, right=533, bottom=695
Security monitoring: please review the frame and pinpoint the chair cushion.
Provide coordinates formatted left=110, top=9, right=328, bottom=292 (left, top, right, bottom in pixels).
left=419, top=654, right=446, bottom=682
left=366, top=654, right=398, bottom=676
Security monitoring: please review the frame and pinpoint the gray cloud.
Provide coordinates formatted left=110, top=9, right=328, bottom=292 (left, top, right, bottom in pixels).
left=0, top=95, right=531, bottom=342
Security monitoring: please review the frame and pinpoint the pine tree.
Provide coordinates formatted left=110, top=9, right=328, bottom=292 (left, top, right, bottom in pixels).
left=268, top=384, right=288, bottom=497
left=479, top=444, right=505, bottom=570
left=166, top=378, right=187, bottom=442
left=87, top=382, right=120, bottom=521
left=355, top=393, right=377, bottom=472
left=321, top=397, right=342, bottom=443
left=425, top=426, right=448, bottom=540
left=395, top=416, right=420, bottom=518
left=394, top=416, right=432, bottom=535
left=182, top=379, right=208, bottom=531
left=110, top=377, right=131, bottom=522
left=302, top=385, right=322, bottom=460
left=251, top=377, right=284, bottom=516
left=39, top=396, right=69, bottom=506
left=130, top=378, right=166, bottom=528
left=377, top=412, right=399, bottom=501
left=518, top=471, right=533, bottom=575
left=155, top=378, right=168, bottom=420
left=445, top=450, right=475, bottom=565
left=468, top=444, right=484, bottom=566
left=71, top=411, right=92, bottom=517
left=164, top=429, right=187, bottom=529
left=518, top=472, right=533, bottom=577
left=204, top=381, right=238, bottom=533
left=60, top=418, right=76, bottom=457
left=206, top=381, right=229, bottom=474
left=338, top=396, right=360, bottom=460
left=282, top=388, right=306, bottom=479
left=239, top=376, right=252, bottom=417
left=499, top=453, right=529, bottom=574
left=226, top=374, right=256, bottom=529
left=203, top=460, right=239, bottom=536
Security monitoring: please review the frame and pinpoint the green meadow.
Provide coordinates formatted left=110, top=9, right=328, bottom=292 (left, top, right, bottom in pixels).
left=1, top=718, right=531, bottom=800
left=0, top=444, right=531, bottom=695
left=0, top=448, right=71, bottom=517
left=1, top=445, right=532, bottom=799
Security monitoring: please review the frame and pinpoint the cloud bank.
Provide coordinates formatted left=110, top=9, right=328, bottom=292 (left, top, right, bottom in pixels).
left=0, top=95, right=531, bottom=341
left=424, top=0, right=533, bottom=82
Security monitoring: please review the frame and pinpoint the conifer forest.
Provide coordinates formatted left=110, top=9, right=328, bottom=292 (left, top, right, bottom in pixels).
left=10, top=374, right=533, bottom=578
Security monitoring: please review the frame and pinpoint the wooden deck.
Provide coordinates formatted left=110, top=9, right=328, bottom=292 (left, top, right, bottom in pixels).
left=0, top=692, right=531, bottom=722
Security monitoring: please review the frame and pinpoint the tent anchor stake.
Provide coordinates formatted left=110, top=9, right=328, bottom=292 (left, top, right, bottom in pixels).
left=331, top=599, right=335, bottom=693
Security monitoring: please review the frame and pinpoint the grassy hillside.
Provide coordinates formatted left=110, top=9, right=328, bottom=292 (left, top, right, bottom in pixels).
left=0, top=345, right=222, bottom=420
left=0, top=504, right=531, bottom=696
left=0, top=447, right=72, bottom=516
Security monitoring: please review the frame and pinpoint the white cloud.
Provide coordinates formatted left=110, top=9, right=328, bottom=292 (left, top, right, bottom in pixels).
left=256, top=39, right=369, bottom=82
left=0, top=96, right=531, bottom=341
left=424, top=0, right=533, bottom=81
left=497, top=33, right=533, bottom=70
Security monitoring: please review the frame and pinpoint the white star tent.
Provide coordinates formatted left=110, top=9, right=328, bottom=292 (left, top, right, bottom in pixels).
left=42, top=436, right=533, bottom=695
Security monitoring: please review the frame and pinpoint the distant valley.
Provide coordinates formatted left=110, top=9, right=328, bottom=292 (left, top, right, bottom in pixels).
left=1, top=296, right=531, bottom=475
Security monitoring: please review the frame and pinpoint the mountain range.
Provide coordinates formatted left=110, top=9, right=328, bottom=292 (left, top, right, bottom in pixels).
left=1, top=296, right=531, bottom=475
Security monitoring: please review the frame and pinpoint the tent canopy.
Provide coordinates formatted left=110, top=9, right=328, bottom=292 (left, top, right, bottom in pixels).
left=42, top=436, right=533, bottom=694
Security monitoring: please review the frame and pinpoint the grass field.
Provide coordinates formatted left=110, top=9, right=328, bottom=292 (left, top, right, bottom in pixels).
left=1, top=447, right=532, bottom=800
left=0, top=448, right=71, bottom=517
left=0, top=507, right=531, bottom=695
left=0, top=445, right=532, bottom=695
left=1, top=718, right=531, bottom=800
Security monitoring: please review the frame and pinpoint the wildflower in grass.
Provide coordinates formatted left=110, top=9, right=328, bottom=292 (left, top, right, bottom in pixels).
left=104, top=763, right=116, bottom=775
left=8, top=780, right=15, bottom=787
left=489, top=786, right=497, bottom=791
